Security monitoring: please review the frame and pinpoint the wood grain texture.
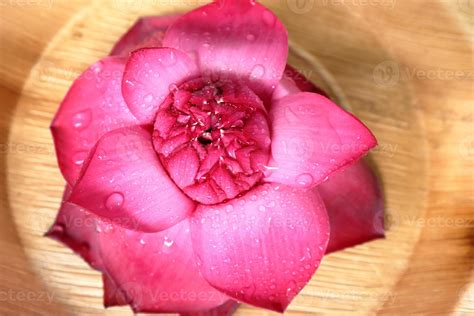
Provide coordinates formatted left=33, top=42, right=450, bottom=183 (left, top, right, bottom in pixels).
left=0, top=0, right=472, bottom=315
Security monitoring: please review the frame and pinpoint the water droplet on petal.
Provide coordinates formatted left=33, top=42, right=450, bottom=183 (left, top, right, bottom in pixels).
left=246, top=33, right=256, bottom=41
left=72, top=109, right=92, bottom=130
left=250, top=195, right=257, bottom=201
left=259, top=205, right=266, bottom=212
left=286, top=280, right=298, bottom=297
left=103, top=224, right=114, bottom=233
left=162, top=237, right=175, bottom=253
left=296, top=173, right=314, bottom=187
left=73, top=151, right=88, bottom=165
left=250, top=64, right=265, bottom=79
left=144, top=94, right=154, bottom=103
left=139, top=238, right=146, bottom=245
left=105, top=192, right=124, bottom=211
left=125, top=79, right=135, bottom=88
left=91, top=61, right=103, bottom=74
left=262, top=10, right=275, bottom=26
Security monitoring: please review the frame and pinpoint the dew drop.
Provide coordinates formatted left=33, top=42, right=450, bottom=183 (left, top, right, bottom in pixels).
left=103, top=224, right=114, bottom=233
left=72, top=109, right=92, bottom=130
left=246, top=33, right=256, bottom=41
left=162, top=237, right=175, bottom=254
left=250, top=64, right=265, bottom=79
left=286, top=280, right=298, bottom=297
left=91, top=61, right=103, bottom=74
left=144, top=94, right=154, bottom=103
left=139, top=238, right=146, bottom=245
left=125, top=79, right=135, bottom=88
left=296, top=173, right=314, bottom=187
left=105, top=192, right=124, bottom=211
left=259, top=205, right=266, bottom=212
left=73, top=151, right=88, bottom=165
left=250, top=195, right=257, bottom=201
left=262, top=10, right=275, bottom=26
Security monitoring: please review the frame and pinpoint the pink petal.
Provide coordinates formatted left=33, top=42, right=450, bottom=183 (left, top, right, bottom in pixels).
left=166, top=145, right=200, bottom=188
left=51, top=57, right=139, bottom=184
left=273, top=65, right=330, bottom=101
left=266, top=92, right=377, bottom=188
left=97, top=218, right=229, bottom=313
left=122, top=47, right=198, bottom=124
left=163, top=0, right=288, bottom=102
left=69, top=126, right=194, bottom=232
left=272, top=66, right=385, bottom=252
left=110, top=15, right=180, bottom=56
left=103, top=274, right=128, bottom=307
left=191, top=183, right=330, bottom=312
left=181, top=300, right=239, bottom=316
left=318, top=160, right=385, bottom=253
left=46, top=186, right=104, bottom=270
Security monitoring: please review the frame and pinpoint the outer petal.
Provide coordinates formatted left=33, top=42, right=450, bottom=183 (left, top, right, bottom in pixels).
left=266, top=92, right=377, bottom=188
left=273, top=65, right=328, bottom=101
left=110, top=15, right=180, bottom=56
left=103, top=274, right=128, bottom=307
left=97, top=218, right=229, bottom=313
left=69, top=126, right=194, bottom=232
left=51, top=57, right=139, bottom=184
left=181, top=300, right=239, bottom=316
left=163, top=0, right=288, bottom=102
left=122, top=47, right=199, bottom=124
left=318, top=160, right=385, bottom=253
left=46, top=186, right=103, bottom=270
left=272, top=66, right=385, bottom=252
left=191, top=183, right=330, bottom=312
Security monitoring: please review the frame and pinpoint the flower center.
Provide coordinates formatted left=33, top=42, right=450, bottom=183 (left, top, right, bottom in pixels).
left=153, top=78, right=271, bottom=205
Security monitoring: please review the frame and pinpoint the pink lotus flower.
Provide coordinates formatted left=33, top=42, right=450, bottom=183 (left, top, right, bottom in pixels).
left=47, top=1, right=384, bottom=314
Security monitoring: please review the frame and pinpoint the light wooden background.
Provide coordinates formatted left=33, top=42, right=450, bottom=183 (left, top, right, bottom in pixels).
left=0, top=1, right=472, bottom=315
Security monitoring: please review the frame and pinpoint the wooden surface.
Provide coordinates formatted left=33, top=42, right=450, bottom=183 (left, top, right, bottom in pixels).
left=0, top=1, right=472, bottom=315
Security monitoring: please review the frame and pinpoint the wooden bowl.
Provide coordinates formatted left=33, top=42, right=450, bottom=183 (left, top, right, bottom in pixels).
left=1, top=1, right=472, bottom=315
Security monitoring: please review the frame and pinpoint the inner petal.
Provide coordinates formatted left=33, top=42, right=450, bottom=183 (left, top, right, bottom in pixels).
left=153, top=77, right=271, bottom=205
